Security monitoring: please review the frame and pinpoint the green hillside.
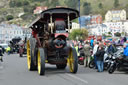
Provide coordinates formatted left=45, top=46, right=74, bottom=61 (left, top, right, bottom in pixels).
left=0, top=0, right=128, bottom=26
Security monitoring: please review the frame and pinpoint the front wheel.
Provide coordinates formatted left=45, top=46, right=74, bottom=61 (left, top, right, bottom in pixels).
left=108, top=64, right=116, bottom=74
left=68, top=48, right=78, bottom=73
left=27, top=39, right=37, bottom=71
left=37, top=48, right=45, bottom=75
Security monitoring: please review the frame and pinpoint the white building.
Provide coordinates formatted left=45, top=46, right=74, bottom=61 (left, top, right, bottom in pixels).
left=72, top=22, right=80, bottom=29
left=124, top=21, right=128, bottom=33
left=88, top=24, right=110, bottom=35
left=22, top=28, right=32, bottom=39
left=103, top=21, right=126, bottom=36
left=0, top=23, right=23, bottom=43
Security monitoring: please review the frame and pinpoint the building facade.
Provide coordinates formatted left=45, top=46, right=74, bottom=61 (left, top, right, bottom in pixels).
left=90, top=14, right=102, bottom=24
left=88, top=24, right=110, bottom=35
left=104, top=22, right=124, bottom=35
left=79, top=14, right=102, bottom=28
left=105, top=9, right=126, bottom=22
left=0, top=23, right=23, bottom=43
left=72, top=22, right=80, bottom=29
left=22, top=28, right=32, bottom=40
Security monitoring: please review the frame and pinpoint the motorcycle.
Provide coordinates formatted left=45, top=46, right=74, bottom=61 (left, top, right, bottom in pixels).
left=89, top=53, right=112, bottom=69
left=108, top=47, right=124, bottom=74
left=78, top=47, right=85, bottom=65
left=78, top=47, right=93, bottom=66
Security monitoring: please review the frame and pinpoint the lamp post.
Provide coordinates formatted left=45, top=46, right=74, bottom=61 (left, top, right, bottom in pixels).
left=78, top=0, right=81, bottom=28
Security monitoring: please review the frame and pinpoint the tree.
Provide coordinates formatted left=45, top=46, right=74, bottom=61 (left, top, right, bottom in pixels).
left=50, top=0, right=60, bottom=7
left=114, top=0, right=120, bottom=8
left=108, top=32, right=112, bottom=35
left=9, top=0, right=23, bottom=7
left=9, top=0, right=16, bottom=7
left=114, top=32, right=121, bottom=37
left=0, top=17, right=5, bottom=23
left=33, top=0, right=46, bottom=2
left=98, top=3, right=103, bottom=9
left=65, top=0, right=78, bottom=9
left=6, top=15, right=14, bottom=21
left=83, top=2, right=92, bottom=15
left=15, top=0, right=22, bottom=7
left=23, top=1, right=30, bottom=6
left=69, top=29, right=88, bottom=40
left=23, top=5, right=35, bottom=13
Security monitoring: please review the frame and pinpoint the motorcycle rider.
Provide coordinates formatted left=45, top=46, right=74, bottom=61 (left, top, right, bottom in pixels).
left=107, top=42, right=117, bottom=55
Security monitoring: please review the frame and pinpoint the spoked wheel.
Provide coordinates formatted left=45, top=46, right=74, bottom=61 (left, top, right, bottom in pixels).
left=68, top=48, right=78, bottom=73
left=37, top=48, right=45, bottom=75
left=27, top=39, right=37, bottom=71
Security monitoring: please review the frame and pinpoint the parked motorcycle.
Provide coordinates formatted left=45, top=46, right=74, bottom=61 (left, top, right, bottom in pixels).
left=108, top=47, right=124, bottom=74
left=78, top=47, right=85, bottom=65
left=89, top=53, right=112, bottom=70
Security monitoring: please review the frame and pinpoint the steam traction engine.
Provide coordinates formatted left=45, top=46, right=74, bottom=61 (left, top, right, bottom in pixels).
left=27, top=7, right=79, bottom=75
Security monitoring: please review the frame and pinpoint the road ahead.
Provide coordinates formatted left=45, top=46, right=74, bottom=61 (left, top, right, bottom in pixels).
left=0, top=54, right=128, bottom=85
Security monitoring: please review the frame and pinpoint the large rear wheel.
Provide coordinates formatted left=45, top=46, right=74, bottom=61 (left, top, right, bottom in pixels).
left=68, top=48, right=78, bottom=73
left=27, top=39, right=37, bottom=71
left=38, top=48, right=45, bottom=75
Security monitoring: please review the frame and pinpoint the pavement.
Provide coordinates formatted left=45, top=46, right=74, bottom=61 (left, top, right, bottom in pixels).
left=0, top=53, right=128, bottom=85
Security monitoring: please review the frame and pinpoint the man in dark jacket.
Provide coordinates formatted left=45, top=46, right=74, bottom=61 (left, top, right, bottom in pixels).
left=107, top=42, right=117, bottom=55
left=96, top=45, right=105, bottom=72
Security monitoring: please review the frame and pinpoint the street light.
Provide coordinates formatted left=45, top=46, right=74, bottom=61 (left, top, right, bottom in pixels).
left=78, top=0, right=81, bottom=28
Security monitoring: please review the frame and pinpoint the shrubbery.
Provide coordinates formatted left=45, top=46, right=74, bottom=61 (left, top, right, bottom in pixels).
left=6, top=15, right=14, bottom=21
left=9, top=0, right=30, bottom=7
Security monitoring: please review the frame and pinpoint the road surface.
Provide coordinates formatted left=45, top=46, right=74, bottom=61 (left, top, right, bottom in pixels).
left=0, top=54, right=128, bottom=85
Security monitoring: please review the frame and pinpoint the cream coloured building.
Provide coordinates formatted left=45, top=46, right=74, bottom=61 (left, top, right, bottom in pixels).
left=72, top=22, right=80, bottom=29
left=105, top=9, right=126, bottom=22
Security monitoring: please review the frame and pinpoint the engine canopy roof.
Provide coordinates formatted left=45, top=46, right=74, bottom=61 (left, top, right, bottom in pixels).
left=28, top=7, right=79, bottom=29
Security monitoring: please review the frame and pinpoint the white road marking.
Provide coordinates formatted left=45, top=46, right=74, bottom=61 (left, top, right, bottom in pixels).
left=66, top=74, right=88, bottom=84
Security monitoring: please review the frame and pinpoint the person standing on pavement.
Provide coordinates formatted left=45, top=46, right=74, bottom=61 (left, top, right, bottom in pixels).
left=123, top=40, right=128, bottom=48
left=0, top=47, right=3, bottom=62
left=123, top=40, right=128, bottom=60
left=95, top=45, right=105, bottom=72
left=83, top=41, right=92, bottom=67
left=93, top=41, right=99, bottom=68
left=74, top=43, right=80, bottom=57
